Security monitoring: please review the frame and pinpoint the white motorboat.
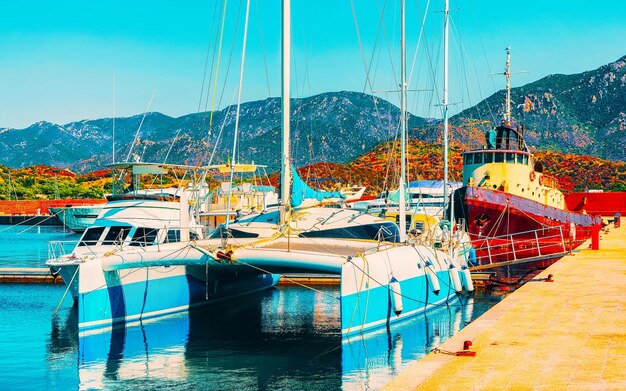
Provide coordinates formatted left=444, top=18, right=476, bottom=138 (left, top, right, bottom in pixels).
left=50, top=204, right=105, bottom=233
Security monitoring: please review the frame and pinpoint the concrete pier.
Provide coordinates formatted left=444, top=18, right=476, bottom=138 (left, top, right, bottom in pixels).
left=383, top=224, right=626, bottom=390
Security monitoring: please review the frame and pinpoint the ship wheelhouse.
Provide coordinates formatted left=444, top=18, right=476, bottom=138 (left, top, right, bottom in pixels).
left=461, top=122, right=565, bottom=209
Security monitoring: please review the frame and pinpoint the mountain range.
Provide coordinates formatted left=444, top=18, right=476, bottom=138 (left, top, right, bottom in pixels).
left=1, top=55, right=624, bottom=173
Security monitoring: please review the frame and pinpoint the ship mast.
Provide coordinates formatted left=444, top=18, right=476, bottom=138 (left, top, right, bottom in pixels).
left=280, top=0, right=291, bottom=225
left=398, top=0, right=407, bottom=241
left=504, top=46, right=511, bottom=125
left=442, top=0, right=450, bottom=212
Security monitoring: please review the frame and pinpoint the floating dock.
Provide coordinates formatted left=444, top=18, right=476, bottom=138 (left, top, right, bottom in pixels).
left=383, top=224, right=626, bottom=390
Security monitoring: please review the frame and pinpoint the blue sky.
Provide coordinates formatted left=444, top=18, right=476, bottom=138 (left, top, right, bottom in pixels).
left=0, top=0, right=624, bottom=128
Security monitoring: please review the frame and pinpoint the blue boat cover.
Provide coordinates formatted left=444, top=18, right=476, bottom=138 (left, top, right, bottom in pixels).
left=290, top=167, right=345, bottom=207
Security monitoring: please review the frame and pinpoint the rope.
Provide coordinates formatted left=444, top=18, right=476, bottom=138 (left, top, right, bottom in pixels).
left=344, top=255, right=469, bottom=309
left=16, top=214, right=59, bottom=235
left=54, top=264, right=80, bottom=314
left=229, top=257, right=340, bottom=301
left=0, top=213, right=54, bottom=233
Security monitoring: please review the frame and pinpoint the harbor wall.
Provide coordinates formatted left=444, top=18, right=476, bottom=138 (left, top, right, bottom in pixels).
left=0, top=199, right=106, bottom=215
left=565, top=191, right=626, bottom=216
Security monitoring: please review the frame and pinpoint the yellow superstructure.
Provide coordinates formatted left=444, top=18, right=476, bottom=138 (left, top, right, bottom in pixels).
left=462, top=146, right=565, bottom=209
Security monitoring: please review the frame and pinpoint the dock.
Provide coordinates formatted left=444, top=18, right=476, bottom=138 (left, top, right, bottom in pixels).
left=383, top=224, right=626, bottom=390
left=0, top=268, right=61, bottom=283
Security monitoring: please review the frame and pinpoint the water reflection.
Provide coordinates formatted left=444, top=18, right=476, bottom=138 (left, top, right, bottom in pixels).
left=47, top=287, right=483, bottom=390
left=342, top=296, right=476, bottom=390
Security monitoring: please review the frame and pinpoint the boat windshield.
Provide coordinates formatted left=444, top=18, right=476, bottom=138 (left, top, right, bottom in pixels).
left=78, top=227, right=105, bottom=247
left=102, top=226, right=132, bottom=245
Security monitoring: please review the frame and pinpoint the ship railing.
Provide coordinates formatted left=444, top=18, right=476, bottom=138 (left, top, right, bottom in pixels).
left=471, top=226, right=569, bottom=268
left=47, top=240, right=80, bottom=260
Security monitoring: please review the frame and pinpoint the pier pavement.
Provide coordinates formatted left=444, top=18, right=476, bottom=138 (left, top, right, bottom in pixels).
left=383, top=224, right=626, bottom=390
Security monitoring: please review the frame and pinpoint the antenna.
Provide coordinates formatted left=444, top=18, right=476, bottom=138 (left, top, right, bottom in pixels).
left=490, top=47, right=527, bottom=125
left=112, top=74, right=116, bottom=164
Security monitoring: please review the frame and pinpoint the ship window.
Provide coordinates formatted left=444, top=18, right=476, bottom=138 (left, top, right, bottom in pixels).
left=474, top=153, right=483, bottom=164
left=516, top=154, right=524, bottom=164
left=129, top=227, right=159, bottom=246
left=506, top=153, right=515, bottom=163
left=495, top=153, right=504, bottom=163
left=465, top=154, right=473, bottom=165
left=78, top=227, right=105, bottom=247
left=102, top=226, right=131, bottom=245
left=484, top=153, right=493, bottom=163
left=523, top=155, right=529, bottom=165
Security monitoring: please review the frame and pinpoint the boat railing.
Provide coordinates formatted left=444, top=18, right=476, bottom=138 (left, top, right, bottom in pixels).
left=470, top=226, right=575, bottom=269
left=47, top=240, right=80, bottom=260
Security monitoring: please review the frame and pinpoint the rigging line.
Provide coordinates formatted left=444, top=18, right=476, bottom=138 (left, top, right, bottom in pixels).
left=215, top=0, right=245, bottom=134
left=205, top=89, right=239, bottom=167
left=349, top=0, right=391, bottom=139
left=233, top=258, right=340, bottom=300
left=408, top=0, right=429, bottom=116
left=125, top=90, right=156, bottom=163
left=362, top=0, right=388, bottom=93
left=254, top=0, right=271, bottom=97
left=197, top=0, right=222, bottom=113
left=407, top=0, right=431, bottom=88
left=202, top=0, right=227, bottom=142
left=208, top=0, right=230, bottom=131
left=225, top=0, right=251, bottom=230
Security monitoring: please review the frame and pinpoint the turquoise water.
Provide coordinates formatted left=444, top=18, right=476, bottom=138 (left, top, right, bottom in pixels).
left=0, top=227, right=499, bottom=390
left=0, top=284, right=495, bottom=390
left=0, top=225, right=79, bottom=268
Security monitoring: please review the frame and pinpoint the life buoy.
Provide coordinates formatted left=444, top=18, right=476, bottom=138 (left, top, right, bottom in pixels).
left=529, top=171, right=536, bottom=182
left=538, top=174, right=544, bottom=186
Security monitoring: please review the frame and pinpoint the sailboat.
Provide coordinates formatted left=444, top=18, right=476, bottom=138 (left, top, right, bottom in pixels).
left=196, top=0, right=474, bottom=339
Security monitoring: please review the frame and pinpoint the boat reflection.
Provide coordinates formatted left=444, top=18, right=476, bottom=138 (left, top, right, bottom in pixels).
left=341, top=296, right=475, bottom=390
left=47, top=287, right=479, bottom=390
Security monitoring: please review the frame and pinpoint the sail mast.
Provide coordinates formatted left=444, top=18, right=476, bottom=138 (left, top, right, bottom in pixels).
left=280, top=0, right=291, bottom=225
left=225, top=0, right=251, bottom=230
left=398, top=0, right=407, bottom=241
left=504, top=46, right=511, bottom=125
left=442, top=0, right=450, bottom=210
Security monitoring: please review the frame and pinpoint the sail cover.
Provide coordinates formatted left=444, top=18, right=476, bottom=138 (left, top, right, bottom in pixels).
left=290, top=167, right=345, bottom=208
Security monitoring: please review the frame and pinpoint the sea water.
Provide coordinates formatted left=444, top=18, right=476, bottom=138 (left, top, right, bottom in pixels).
left=0, top=225, right=79, bottom=268
left=0, top=227, right=499, bottom=390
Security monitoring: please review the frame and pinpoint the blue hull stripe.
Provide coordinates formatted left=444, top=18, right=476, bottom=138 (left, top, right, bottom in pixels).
left=341, top=270, right=457, bottom=338
left=79, top=270, right=278, bottom=332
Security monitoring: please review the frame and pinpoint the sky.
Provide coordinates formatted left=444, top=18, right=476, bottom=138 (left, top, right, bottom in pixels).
left=0, top=0, right=625, bottom=129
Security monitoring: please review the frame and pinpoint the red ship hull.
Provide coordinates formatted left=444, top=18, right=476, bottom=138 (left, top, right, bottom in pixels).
left=453, top=186, right=601, bottom=266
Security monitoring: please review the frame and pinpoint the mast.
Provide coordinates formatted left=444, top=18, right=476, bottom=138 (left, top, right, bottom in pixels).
left=504, top=46, right=511, bottom=125
left=442, top=0, right=450, bottom=213
left=112, top=74, right=116, bottom=164
left=398, top=0, right=407, bottom=241
left=280, top=0, right=291, bottom=225
left=225, top=0, right=251, bottom=230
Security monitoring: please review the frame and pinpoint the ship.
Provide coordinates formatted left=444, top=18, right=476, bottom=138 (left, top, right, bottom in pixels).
left=451, top=48, right=601, bottom=265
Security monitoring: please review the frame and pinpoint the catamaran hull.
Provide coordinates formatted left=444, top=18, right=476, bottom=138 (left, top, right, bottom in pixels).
left=452, top=186, right=601, bottom=264
left=74, top=251, right=278, bottom=332
left=340, top=245, right=472, bottom=338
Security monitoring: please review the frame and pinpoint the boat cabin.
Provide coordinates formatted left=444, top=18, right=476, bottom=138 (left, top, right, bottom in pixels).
left=462, top=124, right=565, bottom=209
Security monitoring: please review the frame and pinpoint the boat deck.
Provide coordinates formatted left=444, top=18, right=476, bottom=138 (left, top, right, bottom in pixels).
left=255, top=238, right=379, bottom=257
left=383, top=224, right=626, bottom=390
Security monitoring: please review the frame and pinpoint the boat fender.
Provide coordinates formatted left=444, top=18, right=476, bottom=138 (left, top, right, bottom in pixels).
left=449, top=264, right=462, bottom=293
left=389, top=277, right=403, bottom=316
left=424, top=261, right=440, bottom=295
left=529, top=171, right=536, bottom=182
left=538, top=174, right=543, bottom=186
left=460, top=266, right=475, bottom=292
